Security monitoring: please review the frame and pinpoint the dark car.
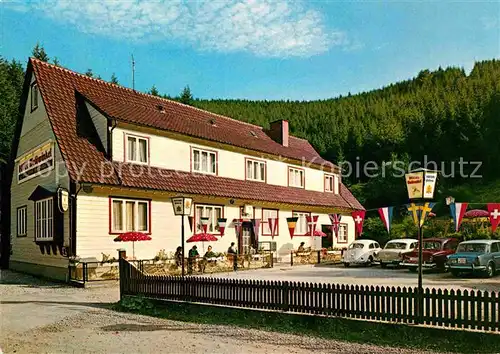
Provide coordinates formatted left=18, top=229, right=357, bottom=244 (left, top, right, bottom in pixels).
left=447, top=240, right=500, bottom=278
left=400, top=237, right=459, bottom=272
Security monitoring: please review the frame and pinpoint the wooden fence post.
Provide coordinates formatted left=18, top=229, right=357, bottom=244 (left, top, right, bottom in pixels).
left=118, top=249, right=127, bottom=302
left=283, top=281, right=290, bottom=311
left=317, top=250, right=321, bottom=264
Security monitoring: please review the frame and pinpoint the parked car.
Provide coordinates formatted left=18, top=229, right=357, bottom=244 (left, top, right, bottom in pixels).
left=377, top=238, right=418, bottom=268
left=401, top=237, right=459, bottom=272
left=447, top=240, right=500, bottom=278
left=343, top=239, right=381, bottom=267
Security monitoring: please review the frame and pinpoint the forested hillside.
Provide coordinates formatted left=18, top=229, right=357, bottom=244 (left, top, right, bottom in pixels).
left=2, top=48, right=500, bottom=212
left=193, top=61, right=500, bottom=209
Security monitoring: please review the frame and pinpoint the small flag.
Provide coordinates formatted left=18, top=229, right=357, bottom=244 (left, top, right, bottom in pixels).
left=306, top=215, right=319, bottom=236
left=416, top=202, right=435, bottom=227
left=233, top=218, right=243, bottom=236
left=188, top=216, right=194, bottom=232
left=378, top=207, right=394, bottom=234
left=351, top=210, right=366, bottom=237
left=268, top=218, right=278, bottom=238
left=406, top=203, right=420, bottom=226
left=217, top=218, right=227, bottom=236
left=449, top=203, right=467, bottom=232
left=200, top=217, right=209, bottom=233
left=251, top=219, right=261, bottom=240
left=329, top=213, right=342, bottom=238
left=286, top=217, right=298, bottom=239
left=487, top=203, right=500, bottom=232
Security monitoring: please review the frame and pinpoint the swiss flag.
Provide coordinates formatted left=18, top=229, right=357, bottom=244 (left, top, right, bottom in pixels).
left=487, top=204, right=500, bottom=232
left=351, top=210, right=366, bottom=237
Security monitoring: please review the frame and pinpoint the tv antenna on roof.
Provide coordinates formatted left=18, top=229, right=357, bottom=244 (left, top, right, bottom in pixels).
left=131, top=54, right=135, bottom=91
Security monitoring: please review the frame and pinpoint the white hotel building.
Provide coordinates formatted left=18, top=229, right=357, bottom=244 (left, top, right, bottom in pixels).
left=7, top=58, right=364, bottom=280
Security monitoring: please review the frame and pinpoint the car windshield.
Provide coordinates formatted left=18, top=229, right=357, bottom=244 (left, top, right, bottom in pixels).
left=349, top=243, right=364, bottom=249
left=422, top=241, right=441, bottom=250
left=385, top=242, right=407, bottom=250
left=457, top=243, right=487, bottom=253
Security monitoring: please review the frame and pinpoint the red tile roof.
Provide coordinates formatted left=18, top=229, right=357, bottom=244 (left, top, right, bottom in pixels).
left=115, top=162, right=359, bottom=210
left=31, top=58, right=363, bottom=210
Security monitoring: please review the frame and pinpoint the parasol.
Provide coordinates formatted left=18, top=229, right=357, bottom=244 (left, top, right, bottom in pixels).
left=114, top=231, right=152, bottom=259
left=314, top=230, right=327, bottom=237
left=463, top=209, right=489, bottom=218
left=186, top=232, right=218, bottom=252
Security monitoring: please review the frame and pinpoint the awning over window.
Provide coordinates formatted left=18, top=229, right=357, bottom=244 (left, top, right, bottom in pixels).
left=28, top=185, right=57, bottom=201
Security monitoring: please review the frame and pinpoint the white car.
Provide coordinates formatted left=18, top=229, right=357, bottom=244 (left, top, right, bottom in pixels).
left=343, top=239, right=381, bottom=267
left=377, top=238, right=418, bottom=268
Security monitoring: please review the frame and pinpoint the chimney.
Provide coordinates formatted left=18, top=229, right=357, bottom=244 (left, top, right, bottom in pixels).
left=268, top=120, right=289, bottom=147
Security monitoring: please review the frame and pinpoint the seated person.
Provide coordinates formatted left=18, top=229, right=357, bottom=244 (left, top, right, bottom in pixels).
left=249, top=245, right=256, bottom=255
left=203, top=245, right=216, bottom=260
left=297, top=242, right=306, bottom=253
left=187, top=245, right=199, bottom=274
left=174, top=246, right=182, bottom=267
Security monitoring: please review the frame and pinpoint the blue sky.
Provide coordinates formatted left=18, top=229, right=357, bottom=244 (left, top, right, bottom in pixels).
left=2, top=1, right=499, bottom=100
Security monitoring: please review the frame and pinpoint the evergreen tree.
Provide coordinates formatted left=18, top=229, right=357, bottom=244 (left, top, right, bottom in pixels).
left=179, top=85, right=193, bottom=105
left=0, top=57, right=24, bottom=162
left=32, top=42, right=49, bottom=62
left=149, top=85, right=159, bottom=96
left=110, top=73, right=119, bottom=84
left=85, top=69, right=94, bottom=78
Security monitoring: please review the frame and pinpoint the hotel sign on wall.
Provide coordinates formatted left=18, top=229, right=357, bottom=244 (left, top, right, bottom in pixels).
left=17, top=141, right=54, bottom=183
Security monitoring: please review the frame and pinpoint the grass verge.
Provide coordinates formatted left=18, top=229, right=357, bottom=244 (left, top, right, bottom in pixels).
left=113, top=296, right=500, bottom=353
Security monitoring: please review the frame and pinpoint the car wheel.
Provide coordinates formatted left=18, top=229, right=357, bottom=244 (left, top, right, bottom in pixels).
left=451, top=270, right=460, bottom=277
left=344, top=262, right=350, bottom=268
left=408, top=267, right=417, bottom=273
left=485, top=262, right=495, bottom=278
left=380, top=263, right=387, bottom=269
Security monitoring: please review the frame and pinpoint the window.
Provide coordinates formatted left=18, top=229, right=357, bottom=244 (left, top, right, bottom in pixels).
left=491, top=242, right=500, bottom=253
left=288, top=167, right=305, bottom=188
left=195, top=204, right=223, bottom=234
left=110, top=198, right=150, bottom=233
left=125, top=134, right=148, bottom=164
left=35, top=198, right=53, bottom=241
left=325, top=174, right=334, bottom=192
left=292, top=211, right=311, bottom=235
left=17, top=206, right=27, bottom=237
left=337, top=224, right=348, bottom=243
left=192, top=147, right=217, bottom=174
left=246, top=158, right=266, bottom=182
left=261, top=208, right=278, bottom=235
left=444, top=241, right=458, bottom=251
left=31, top=82, right=39, bottom=111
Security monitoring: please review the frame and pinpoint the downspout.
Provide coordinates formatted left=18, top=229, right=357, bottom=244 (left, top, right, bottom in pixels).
left=67, top=181, right=82, bottom=283
left=108, top=118, right=117, bottom=160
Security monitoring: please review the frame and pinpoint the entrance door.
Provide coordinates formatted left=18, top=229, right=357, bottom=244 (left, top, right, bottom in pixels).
left=241, top=227, right=252, bottom=255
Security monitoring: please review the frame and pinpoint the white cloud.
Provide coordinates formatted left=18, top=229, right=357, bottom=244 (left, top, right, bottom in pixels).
left=7, top=0, right=347, bottom=58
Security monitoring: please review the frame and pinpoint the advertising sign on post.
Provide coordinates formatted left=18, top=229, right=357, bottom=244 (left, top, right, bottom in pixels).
left=405, top=172, right=424, bottom=199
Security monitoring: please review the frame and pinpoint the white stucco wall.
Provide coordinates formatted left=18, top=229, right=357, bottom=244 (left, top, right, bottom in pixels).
left=75, top=190, right=356, bottom=262
left=111, top=127, right=340, bottom=194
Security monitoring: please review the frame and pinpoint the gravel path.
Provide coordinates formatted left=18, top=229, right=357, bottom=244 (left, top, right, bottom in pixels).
left=1, top=270, right=444, bottom=354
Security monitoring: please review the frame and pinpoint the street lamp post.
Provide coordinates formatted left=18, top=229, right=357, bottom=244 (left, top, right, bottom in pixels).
left=404, top=168, right=438, bottom=323
left=171, top=196, right=193, bottom=277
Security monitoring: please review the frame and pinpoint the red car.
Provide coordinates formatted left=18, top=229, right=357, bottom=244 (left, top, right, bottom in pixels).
left=401, top=238, right=459, bottom=272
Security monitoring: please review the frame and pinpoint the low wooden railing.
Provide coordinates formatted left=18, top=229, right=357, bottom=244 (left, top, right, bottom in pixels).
left=119, top=258, right=499, bottom=331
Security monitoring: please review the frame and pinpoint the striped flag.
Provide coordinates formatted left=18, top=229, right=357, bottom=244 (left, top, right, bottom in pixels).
left=329, top=213, right=342, bottom=238
left=378, top=207, right=394, bottom=234
left=449, top=202, right=467, bottom=232
left=351, top=210, right=366, bottom=237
